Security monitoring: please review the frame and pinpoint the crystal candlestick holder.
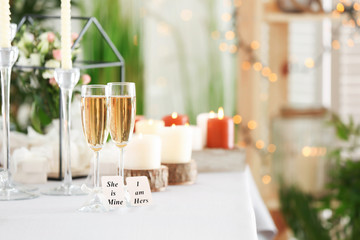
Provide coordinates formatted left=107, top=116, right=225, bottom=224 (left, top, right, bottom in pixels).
left=42, top=68, right=85, bottom=196
left=0, top=47, right=38, bottom=200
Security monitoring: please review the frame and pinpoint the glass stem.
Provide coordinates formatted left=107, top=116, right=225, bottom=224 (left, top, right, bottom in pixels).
left=1, top=67, right=11, bottom=180
left=94, top=151, right=100, bottom=188
left=119, top=147, right=124, bottom=181
left=60, top=88, right=73, bottom=187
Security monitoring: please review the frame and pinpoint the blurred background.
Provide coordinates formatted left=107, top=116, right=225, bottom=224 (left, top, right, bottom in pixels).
left=7, top=0, right=360, bottom=239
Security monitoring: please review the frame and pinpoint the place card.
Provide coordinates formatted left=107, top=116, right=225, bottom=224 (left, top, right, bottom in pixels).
left=101, top=176, right=126, bottom=208
left=126, top=176, right=152, bottom=207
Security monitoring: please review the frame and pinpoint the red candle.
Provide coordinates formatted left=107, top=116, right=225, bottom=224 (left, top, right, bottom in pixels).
left=134, top=115, right=145, bottom=132
left=206, top=107, right=234, bottom=149
left=162, top=112, right=189, bottom=127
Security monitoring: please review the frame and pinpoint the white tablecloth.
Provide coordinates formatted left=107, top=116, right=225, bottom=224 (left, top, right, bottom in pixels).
left=0, top=171, right=266, bottom=240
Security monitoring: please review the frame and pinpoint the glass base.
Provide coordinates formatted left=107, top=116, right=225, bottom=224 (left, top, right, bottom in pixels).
left=78, top=191, right=112, bottom=213
left=12, top=182, right=38, bottom=192
left=0, top=170, right=38, bottom=192
left=41, top=184, right=86, bottom=196
left=0, top=185, right=38, bottom=201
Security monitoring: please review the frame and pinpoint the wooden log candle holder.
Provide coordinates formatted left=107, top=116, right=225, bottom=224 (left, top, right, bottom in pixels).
left=124, top=165, right=168, bottom=192
left=162, top=160, right=197, bottom=185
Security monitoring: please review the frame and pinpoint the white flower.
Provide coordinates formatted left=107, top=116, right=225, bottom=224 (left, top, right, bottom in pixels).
left=45, top=59, right=60, bottom=69
left=42, top=71, right=53, bottom=79
left=23, top=32, right=35, bottom=43
left=17, top=56, right=30, bottom=66
left=72, top=48, right=81, bottom=56
left=29, top=53, right=41, bottom=66
left=16, top=40, right=29, bottom=56
left=37, top=40, right=49, bottom=54
left=16, top=56, right=32, bottom=72
left=39, top=32, right=48, bottom=41
left=42, top=60, right=60, bottom=79
left=17, top=104, right=31, bottom=129
left=53, top=38, right=60, bottom=48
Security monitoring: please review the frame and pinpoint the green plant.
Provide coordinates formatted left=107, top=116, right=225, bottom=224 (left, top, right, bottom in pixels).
left=10, top=0, right=60, bottom=23
left=325, top=114, right=360, bottom=239
left=279, top=113, right=360, bottom=239
left=327, top=160, right=360, bottom=239
left=205, top=0, right=226, bottom=113
left=79, top=0, right=144, bottom=115
left=280, top=185, right=331, bottom=240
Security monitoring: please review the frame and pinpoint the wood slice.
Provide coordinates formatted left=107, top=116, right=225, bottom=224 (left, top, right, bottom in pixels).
left=162, top=160, right=197, bottom=185
left=124, top=165, right=168, bottom=192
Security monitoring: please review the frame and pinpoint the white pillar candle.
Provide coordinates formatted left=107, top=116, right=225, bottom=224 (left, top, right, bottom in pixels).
left=196, top=112, right=217, bottom=147
left=136, top=119, right=164, bottom=135
left=190, top=125, right=203, bottom=151
left=159, top=126, right=192, bottom=164
left=60, top=0, right=72, bottom=69
left=0, top=0, right=11, bottom=48
left=124, top=134, right=161, bottom=170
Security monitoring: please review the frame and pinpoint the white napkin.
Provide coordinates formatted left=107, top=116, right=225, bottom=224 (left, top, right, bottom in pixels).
left=12, top=147, right=48, bottom=184
left=13, top=147, right=48, bottom=173
left=0, top=117, right=92, bottom=180
left=0, top=130, right=29, bottom=166
left=30, top=120, right=91, bottom=173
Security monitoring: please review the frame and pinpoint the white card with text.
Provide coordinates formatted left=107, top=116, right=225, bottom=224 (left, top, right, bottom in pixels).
left=101, top=176, right=126, bottom=208
left=126, top=176, right=152, bottom=207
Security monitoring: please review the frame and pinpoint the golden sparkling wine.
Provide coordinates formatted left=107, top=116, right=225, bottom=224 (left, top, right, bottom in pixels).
left=109, top=96, right=136, bottom=148
left=81, top=96, right=108, bottom=151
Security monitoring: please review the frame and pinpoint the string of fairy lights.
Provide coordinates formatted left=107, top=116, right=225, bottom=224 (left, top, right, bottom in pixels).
left=145, top=0, right=360, bottom=184
left=211, top=0, right=360, bottom=185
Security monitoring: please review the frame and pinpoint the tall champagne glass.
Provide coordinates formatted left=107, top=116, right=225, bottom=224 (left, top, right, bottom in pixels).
left=107, top=83, right=136, bottom=182
left=79, top=85, right=109, bottom=212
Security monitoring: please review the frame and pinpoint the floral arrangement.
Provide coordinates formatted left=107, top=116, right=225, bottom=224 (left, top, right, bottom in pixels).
left=11, top=24, right=91, bottom=133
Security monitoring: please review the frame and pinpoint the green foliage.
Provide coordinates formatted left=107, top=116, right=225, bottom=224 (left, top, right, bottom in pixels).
left=280, top=113, right=360, bottom=239
left=327, top=160, right=360, bottom=239
left=10, top=0, right=61, bottom=23
left=280, top=185, right=330, bottom=240
left=79, top=0, right=144, bottom=114
left=206, top=0, right=225, bottom=113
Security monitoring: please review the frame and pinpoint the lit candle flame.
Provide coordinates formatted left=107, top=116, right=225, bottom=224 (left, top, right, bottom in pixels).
left=171, top=124, right=176, bottom=127
left=171, top=112, right=178, bottom=119
left=148, top=119, right=153, bottom=125
left=209, top=111, right=215, bottom=119
left=185, top=123, right=189, bottom=126
left=218, top=107, right=224, bottom=120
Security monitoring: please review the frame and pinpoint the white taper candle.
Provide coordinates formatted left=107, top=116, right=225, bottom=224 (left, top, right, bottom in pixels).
left=0, top=0, right=11, bottom=48
left=61, top=0, right=72, bottom=69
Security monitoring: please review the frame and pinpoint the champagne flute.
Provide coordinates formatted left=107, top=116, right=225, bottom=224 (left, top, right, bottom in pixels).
left=107, top=83, right=136, bottom=183
left=79, top=85, right=109, bottom=212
